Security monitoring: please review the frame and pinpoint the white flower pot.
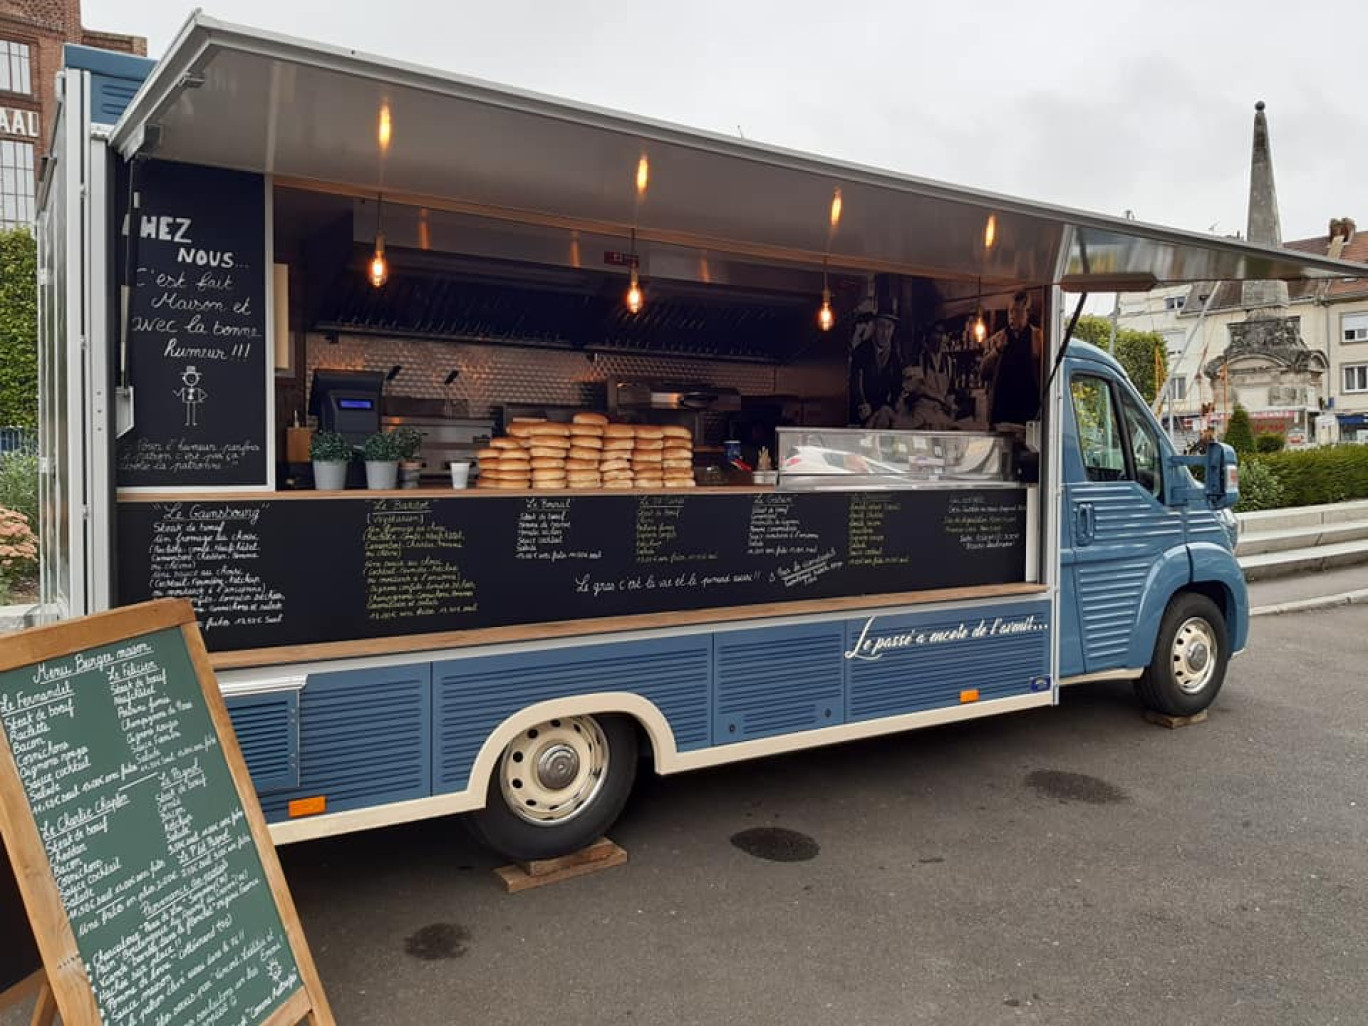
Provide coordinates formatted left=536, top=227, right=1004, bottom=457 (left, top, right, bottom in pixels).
left=365, top=460, right=399, bottom=490
left=313, top=460, right=349, bottom=490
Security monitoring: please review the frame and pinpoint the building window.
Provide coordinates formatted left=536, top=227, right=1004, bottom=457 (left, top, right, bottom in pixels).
left=1164, top=295, right=1186, bottom=311
left=0, top=41, right=32, bottom=96
left=0, top=140, right=36, bottom=229
left=1344, top=364, right=1368, bottom=394
left=1343, top=313, right=1368, bottom=344
left=1167, top=375, right=1187, bottom=401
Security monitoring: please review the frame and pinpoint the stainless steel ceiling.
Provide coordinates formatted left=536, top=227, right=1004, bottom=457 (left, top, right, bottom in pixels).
left=113, top=13, right=1368, bottom=289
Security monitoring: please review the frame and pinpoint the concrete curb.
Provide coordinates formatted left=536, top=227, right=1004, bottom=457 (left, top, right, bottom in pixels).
left=1251, top=589, right=1368, bottom=617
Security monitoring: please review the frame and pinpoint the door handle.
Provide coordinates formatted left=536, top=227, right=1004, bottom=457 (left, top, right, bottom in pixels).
left=1076, top=502, right=1095, bottom=545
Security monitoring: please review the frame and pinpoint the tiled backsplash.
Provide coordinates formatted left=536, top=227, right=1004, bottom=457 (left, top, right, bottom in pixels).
left=303, top=334, right=843, bottom=418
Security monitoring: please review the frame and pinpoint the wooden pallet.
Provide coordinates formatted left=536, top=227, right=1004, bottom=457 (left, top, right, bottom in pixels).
left=494, top=838, right=627, bottom=893
left=1144, top=709, right=1209, bottom=729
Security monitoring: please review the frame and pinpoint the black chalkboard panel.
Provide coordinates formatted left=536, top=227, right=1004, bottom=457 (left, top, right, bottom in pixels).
left=116, top=489, right=1027, bottom=653
left=116, top=159, right=269, bottom=488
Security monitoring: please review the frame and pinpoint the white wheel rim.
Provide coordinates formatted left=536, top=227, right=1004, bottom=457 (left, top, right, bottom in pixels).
left=1172, top=617, right=1218, bottom=695
left=498, top=716, right=609, bottom=826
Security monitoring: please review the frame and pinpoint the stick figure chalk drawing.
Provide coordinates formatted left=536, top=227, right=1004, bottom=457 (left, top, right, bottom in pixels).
left=174, top=365, right=208, bottom=427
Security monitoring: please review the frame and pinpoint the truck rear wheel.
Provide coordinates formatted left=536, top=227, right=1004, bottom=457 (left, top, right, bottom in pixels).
left=467, top=713, right=638, bottom=861
left=1136, top=593, right=1229, bottom=717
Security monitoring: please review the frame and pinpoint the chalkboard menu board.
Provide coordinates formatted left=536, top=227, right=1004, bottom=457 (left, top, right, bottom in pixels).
left=0, top=601, right=333, bottom=1025
left=116, top=488, right=1028, bottom=653
left=116, top=160, right=269, bottom=488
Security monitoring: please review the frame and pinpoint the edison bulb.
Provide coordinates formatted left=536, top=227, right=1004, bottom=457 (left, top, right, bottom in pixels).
left=626, top=271, right=643, bottom=314
left=973, top=315, right=987, bottom=342
left=818, top=290, right=834, bottom=332
left=369, top=238, right=388, bottom=288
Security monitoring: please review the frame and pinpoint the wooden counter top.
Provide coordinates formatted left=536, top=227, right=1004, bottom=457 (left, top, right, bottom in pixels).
left=118, top=483, right=1023, bottom=502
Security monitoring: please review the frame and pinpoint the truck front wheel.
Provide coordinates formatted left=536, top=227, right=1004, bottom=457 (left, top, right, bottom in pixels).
left=1137, top=593, right=1229, bottom=717
left=467, top=713, right=638, bottom=862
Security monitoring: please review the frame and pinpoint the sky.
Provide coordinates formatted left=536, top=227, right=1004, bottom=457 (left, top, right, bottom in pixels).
left=85, top=0, right=1368, bottom=245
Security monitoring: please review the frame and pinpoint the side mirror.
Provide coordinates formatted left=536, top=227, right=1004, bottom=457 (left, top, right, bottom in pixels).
left=1168, top=442, right=1239, bottom=509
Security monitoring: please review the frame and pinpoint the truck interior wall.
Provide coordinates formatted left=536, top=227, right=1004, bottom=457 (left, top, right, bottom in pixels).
left=297, top=332, right=845, bottom=432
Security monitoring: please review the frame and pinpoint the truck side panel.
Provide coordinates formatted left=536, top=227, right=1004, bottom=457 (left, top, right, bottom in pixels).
left=225, top=598, right=1052, bottom=833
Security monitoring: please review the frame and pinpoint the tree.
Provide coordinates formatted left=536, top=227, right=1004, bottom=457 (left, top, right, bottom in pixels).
left=1069, top=314, right=1168, bottom=402
left=0, top=229, right=37, bottom=429
left=1224, top=404, right=1256, bottom=455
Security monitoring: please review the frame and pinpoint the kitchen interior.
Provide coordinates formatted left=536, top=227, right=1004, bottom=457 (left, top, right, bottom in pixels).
left=271, top=185, right=855, bottom=489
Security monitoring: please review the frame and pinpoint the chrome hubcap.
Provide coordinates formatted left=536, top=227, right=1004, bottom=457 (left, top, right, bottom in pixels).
left=499, top=716, right=609, bottom=826
left=536, top=743, right=581, bottom=790
left=1172, top=618, right=1218, bottom=695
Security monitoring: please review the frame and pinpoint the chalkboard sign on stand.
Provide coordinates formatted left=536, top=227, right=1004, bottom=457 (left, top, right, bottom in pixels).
left=116, top=159, right=270, bottom=489
left=0, top=599, right=334, bottom=1026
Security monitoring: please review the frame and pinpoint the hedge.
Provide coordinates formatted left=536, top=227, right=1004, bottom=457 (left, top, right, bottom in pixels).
left=0, top=228, right=37, bottom=429
left=1240, top=445, right=1368, bottom=510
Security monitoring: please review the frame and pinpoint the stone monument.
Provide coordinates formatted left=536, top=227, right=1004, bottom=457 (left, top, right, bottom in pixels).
left=1206, top=102, right=1326, bottom=419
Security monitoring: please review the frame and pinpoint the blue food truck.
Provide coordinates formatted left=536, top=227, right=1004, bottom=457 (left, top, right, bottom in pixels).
left=34, top=17, right=1365, bottom=860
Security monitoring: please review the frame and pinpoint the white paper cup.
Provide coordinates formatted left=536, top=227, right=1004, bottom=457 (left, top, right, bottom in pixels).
left=449, top=461, right=471, bottom=489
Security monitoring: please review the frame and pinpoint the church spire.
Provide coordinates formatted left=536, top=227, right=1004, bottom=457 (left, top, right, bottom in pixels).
left=1242, top=100, right=1290, bottom=312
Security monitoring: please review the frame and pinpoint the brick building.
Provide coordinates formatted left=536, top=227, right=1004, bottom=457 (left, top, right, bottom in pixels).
left=0, top=0, right=144, bottom=230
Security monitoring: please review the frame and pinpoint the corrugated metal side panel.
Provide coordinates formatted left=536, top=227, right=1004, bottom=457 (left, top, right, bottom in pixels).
left=225, top=691, right=299, bottom=794
left=90, top=75, right=142, bottom=125
left=1077, top=559, right=1150, bottom=665
left=713, top=622, right=845, bottom=744
left=433, top=637, right=711, bottom=794
left=1076, top=484, right=1185, bottom=667
left=259, top=664, right=431, bottom=821
left=1185, top=510, right=1228, bottom=546
left=846, top=600, right=1051, bottom=720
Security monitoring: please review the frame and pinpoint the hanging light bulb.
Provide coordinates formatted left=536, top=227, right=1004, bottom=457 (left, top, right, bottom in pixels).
left=626, top=267, right=643, bottom=314
left=368, top=193, right=388, bottom=288
left=971, top=276, right=985, bottom=341
left=829, top=187, right=843, bottom=230
left=369, top=234, right=388, bottom=288
left=636, top=154, right=650, bottom=197
left=818, top=287, right=834, bottom=332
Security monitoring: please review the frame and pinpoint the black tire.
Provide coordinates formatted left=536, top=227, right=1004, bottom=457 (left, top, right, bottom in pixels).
left=467, top=714, right=638, bottom=861
left=1136, top=592, right=1229, bottom=717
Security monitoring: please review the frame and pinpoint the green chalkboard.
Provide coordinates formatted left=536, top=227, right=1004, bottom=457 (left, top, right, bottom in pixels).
left=0, top=602, right=325, bottom=1025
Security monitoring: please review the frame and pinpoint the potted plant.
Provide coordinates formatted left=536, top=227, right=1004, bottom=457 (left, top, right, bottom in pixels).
left=362, top=430, right=402, bottom=490
left=392, top=425, right=424, bottom=489
left=310, top=430, right=353, bottom=490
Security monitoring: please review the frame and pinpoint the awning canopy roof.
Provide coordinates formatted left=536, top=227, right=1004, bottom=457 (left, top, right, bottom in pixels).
left=112, top=13, right=1368, bottom=289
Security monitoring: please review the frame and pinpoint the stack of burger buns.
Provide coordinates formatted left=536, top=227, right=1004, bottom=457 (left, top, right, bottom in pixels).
left=473, top=436, right=531, bottom=489
left=475, top=414, right=695, bottom=490
left=601, top=423, right=636, bottom=488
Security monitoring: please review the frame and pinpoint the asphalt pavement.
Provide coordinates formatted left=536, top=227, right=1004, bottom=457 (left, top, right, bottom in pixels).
left=5, top=606, right=1365, bottom=1026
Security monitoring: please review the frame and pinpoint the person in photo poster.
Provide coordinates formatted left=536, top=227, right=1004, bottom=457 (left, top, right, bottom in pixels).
left=849, top=309, right=904, bottom=428
left=892, top=364, right=956, bottom=430
left=982, top=289, right=1043, bottom=427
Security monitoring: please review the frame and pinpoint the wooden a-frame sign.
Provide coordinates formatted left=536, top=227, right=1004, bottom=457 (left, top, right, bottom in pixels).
left=0, top=599, right=334, bottom=1026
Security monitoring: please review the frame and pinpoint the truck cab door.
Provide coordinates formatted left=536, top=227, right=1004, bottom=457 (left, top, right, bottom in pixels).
left=1060, top=367, right=1188, bottom=676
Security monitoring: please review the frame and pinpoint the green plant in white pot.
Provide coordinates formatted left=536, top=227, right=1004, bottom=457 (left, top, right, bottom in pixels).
left=362, top=430, right=402, bottom=490
left=392, top=425, right=424, bottom=489
left=310, top=430, right=353, bottom=490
